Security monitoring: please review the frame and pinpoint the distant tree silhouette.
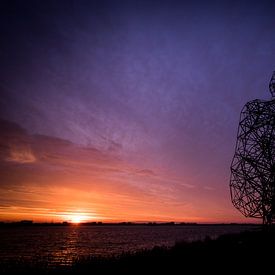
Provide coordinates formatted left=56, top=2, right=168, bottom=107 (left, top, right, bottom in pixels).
left=230, top=72, right=275, bottom=225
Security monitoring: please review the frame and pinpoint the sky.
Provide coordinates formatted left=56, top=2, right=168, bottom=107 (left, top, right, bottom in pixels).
left=0, top=0, right=275, bottom=223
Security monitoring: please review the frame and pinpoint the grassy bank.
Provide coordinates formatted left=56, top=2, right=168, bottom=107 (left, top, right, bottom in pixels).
left=1, top=228, right=274, bottom=274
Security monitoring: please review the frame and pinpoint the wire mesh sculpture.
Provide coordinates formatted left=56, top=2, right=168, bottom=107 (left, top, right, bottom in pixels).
left=230, top=72, right=275, bottom=225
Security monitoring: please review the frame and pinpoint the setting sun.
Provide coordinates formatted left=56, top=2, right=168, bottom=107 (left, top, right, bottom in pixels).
left=67, top=213, right=91, bottom=224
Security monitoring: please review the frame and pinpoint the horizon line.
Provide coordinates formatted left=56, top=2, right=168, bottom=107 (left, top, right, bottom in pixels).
left=0, top=220, right=261, bottom=225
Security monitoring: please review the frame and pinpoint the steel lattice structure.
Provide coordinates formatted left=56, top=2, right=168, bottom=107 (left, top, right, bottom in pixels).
left=230, top=72, right=275, bottom=225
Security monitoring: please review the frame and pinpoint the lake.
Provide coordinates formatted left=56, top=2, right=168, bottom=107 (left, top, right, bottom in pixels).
left=0, top=224, right=258, bottom=267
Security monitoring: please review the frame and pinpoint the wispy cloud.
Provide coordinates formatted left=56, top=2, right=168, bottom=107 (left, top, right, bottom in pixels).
left=203, top=186, right=215, bottom=191
left=6, top=145, right=36, bottom=163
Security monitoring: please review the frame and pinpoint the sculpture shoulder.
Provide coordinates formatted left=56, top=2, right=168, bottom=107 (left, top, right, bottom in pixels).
left=242, top=99, right=275, bottom=112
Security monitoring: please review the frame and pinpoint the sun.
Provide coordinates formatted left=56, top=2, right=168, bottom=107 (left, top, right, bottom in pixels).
left=69, top=213, right=90, bottom=224
left=61, top=210, right=96, bottom=224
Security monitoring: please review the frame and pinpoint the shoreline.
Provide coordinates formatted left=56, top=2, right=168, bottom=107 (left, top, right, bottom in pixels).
left=0, top=221, right=261, bottom=227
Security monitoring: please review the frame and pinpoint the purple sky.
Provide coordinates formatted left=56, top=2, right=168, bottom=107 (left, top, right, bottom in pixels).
left=0, top=0, right=275, bottom=223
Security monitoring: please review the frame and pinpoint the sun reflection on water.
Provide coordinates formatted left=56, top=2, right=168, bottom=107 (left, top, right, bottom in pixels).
left=49, top=227, right=81, bottom=266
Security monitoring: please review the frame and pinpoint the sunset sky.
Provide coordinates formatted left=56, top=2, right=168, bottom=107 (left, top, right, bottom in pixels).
left=0, top=0, right=275, bottom=223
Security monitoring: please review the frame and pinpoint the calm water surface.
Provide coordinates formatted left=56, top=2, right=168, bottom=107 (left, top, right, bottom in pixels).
left=0, top=225, right=258, bottom=266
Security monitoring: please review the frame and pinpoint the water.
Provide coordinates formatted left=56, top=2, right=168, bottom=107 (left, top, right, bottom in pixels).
left=0, top=224, right=257, bottom=267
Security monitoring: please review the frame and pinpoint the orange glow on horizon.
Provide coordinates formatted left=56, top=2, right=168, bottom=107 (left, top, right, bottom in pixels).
left=66, top=213, right=92, bottom=224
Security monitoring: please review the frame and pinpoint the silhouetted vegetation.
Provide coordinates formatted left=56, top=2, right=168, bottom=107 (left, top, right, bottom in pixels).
left=1, top=228, right=274, bottom=274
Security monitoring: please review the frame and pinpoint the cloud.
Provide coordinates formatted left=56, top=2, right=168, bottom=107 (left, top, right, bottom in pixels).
left=203, top=186, right=215, bottom=191
left=135, top=169, right=156, bottom=176
left=6, top=145, right=36, bottom=163
left=0, top=119, right=35, bottom=163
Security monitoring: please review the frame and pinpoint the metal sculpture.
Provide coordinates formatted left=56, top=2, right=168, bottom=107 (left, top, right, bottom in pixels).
left=230, top=72, right=275, bottom=225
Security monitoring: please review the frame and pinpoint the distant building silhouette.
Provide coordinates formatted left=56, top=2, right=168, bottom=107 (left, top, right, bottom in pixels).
left=19, top=220, right=33, bottom=224
left=230, top=72, right=275, bottom=225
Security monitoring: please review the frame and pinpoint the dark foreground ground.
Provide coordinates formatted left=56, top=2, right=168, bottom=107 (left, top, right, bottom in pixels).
left=1, top=227, right=274, bottom=274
